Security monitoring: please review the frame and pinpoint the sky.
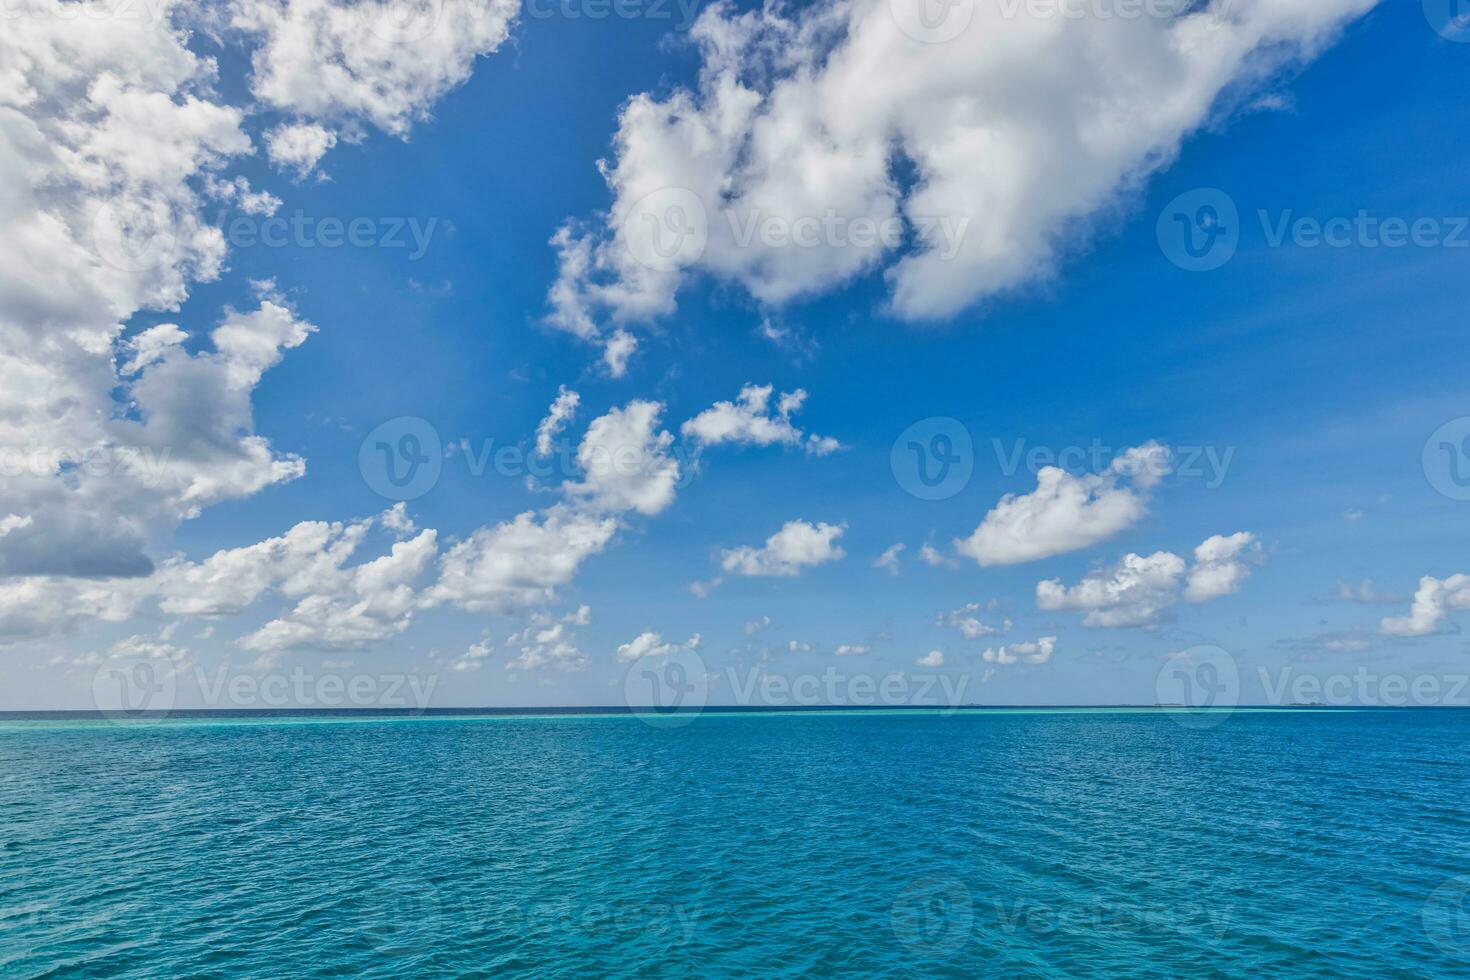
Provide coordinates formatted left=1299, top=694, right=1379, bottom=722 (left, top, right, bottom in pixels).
left=3, top=0, right=1469, bottom=712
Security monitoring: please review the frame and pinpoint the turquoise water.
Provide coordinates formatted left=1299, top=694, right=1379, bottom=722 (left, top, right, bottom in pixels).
left=3, top=709, right=1469, bottom=977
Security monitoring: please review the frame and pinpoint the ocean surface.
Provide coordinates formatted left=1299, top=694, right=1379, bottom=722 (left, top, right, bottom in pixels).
left=3, top=708, right=1469, bottom=977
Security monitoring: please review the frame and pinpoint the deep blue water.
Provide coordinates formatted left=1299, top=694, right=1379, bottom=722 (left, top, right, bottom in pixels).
left=3, top=709, right=1470, bottom=977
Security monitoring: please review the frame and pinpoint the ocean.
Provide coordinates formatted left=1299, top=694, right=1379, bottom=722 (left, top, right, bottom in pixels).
left=2, top=708, right=1468, bottom=977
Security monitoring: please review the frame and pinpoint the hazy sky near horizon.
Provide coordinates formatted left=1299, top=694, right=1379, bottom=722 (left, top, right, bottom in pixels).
left=3, top=0, right=1469, bottom=711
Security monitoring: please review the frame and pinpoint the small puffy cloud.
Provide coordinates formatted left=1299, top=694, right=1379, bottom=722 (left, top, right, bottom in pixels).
left=505, top=619, right=587, bottom=672
left=602, top=329, right=637, bottom=377
left=916, top=650, right=944, bottom=668
left=788, top=640, right=811, bottom=653
left=983, top=637, right=1055, bottom=666
left=957, top=443, right=1171, bottom=567
left=942, top=602, right=1011, bottom=639
left=918, top=543, right=957, bottom=569
left=743, top=615, right=772, bottom=636
left=615, top=629, right=699, bottom=663
left=682, top=384, right=840, bottom=455
left=1037, top=533, right=1259, bottom=629
left=535, top=386, right=580, bottom=457
left=264, top=121, right=337, bottom=177
left=565, top=401, right=680, bottom=517
left=1381, top=574, right=1470, bottom=637
left=874, top=543, right=905, bottom=576
left=721, top=520, right=846, bottom=577
left=835, top=644, right=869, bottom=656
left=452, top=638, right=494, bottom=671
left=424, top=507, right=619, bottom=614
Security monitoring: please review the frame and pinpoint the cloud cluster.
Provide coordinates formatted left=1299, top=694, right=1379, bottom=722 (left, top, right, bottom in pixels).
left=546, top=0, right=1377, bottom=347
left=681, top=384, right=840, bottom=456
left=1036, top=532, right=1260, bottom=628
left=720, top=520, right=847, bottom=577
left=1380, top=574, right=1470, bottom=637
left=982, top=637, right=1055, bottom=666
left=957, top=442, right=1170, bottom=566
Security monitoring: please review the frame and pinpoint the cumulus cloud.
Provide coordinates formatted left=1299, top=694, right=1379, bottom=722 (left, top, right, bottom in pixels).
left=682, top=384, right=840, bottom=455
left=0, top=0, right=519, bottom=638
left=563, top=400, right=680, bottom=516
left=721, top=520, right=846, bottom=577
left=505, top=617, right=587, bottom=672
left=835, top=644, right=869, bottom=656
left=916, top=650, right=944, bottom=668
left=1037, top=532, right=1259, bottom=628
left=546, top=0, right=1377, bottom=339
left=233, top=0, right=519, bottom=171
left=957, top=442, right=1170, bottom=567
left=1381, top=575, right=1470, bottom=637
left=983, top=636, right=1055, bottom=666
left=452, top=637, right=494, bottom=671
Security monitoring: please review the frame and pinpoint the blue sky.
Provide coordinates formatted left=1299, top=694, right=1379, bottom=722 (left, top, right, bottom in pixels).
left=3, top=0, right=1469, bottom=710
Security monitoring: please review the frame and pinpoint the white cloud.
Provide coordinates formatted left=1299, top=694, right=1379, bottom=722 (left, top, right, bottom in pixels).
left=721, top=520, right=846, bottom=577
left=616, top=630, right=676, bottom=662
left=788, top=639, right=811, bottom=653
left=424, top=506, right=618, bottom=614
left=565, top=401, right=680, bottom=517
left=916, top=650, right=944, bottom=668
left=233, top=0, right=519, bottom=167
left=835, top=644, right=869, bottom=656
left=264, top=121, right=337, bottom=177
left=547, top=0, right=1377, bottom=334
left=602, top=329, right=637, bottom=377
left=682, top=384, right=840, bottom=455
left=957, top=442, right=1170, bottom=567
left=1381, top=574, right=1470, bottom=637
left=505, top=618, right=587, bottom=672
left=535, top=385, right=580, bottom=457
left=983, top=636, right=1055, bottom=666
left=743, top=615, right=771, bottom=636
left=942, top=601, right=1011, bottom=639
left=874, top=542, right=905, bottom=575
left=918, top=543, right=957, bottom=569
left=1036, top=532, right=1258, bottom=628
